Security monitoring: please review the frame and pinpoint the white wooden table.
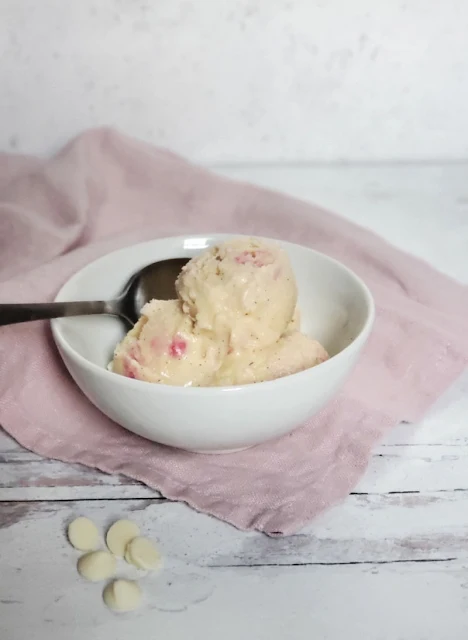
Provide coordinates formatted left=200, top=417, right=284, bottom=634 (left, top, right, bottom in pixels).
left=1, top=164, right=468, bottom=640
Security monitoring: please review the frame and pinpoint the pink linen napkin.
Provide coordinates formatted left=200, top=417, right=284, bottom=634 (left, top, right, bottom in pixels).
left=1, top=128, right=467, bottom=536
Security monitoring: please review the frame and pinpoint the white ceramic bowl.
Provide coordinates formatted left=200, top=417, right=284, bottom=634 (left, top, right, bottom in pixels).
left=51, top=234, right=375, bottom=453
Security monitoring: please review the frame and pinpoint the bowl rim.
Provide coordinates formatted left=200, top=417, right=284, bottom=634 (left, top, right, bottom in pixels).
left=51, top=233, right=375, bottom=395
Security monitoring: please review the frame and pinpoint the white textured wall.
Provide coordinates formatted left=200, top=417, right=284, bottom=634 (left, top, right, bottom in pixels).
left=1, top=0, right=468, bottom=162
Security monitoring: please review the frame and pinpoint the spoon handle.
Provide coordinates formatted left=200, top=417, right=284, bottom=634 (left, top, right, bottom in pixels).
left=0, top=301, right=114, bottom=326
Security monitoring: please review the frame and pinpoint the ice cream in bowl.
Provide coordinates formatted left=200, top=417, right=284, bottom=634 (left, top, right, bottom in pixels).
left=51, top=234, right=375, bottom=453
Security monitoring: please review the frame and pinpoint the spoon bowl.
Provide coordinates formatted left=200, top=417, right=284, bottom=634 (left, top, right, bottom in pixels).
left=117, top=258, right=189, bottom=326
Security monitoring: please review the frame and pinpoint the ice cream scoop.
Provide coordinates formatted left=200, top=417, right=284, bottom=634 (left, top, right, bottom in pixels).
left=111, top=299, right=227, bottom=386
left=213, top=332, right=329, bottom=386
left=176, top=237, right=297, bottom=351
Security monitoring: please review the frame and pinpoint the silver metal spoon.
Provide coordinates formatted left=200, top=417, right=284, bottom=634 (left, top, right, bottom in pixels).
left=0, top=258, right=190, bottom=328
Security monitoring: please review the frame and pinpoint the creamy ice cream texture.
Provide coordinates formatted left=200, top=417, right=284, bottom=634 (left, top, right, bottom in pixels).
left=112, top=299, right=225, bottom=387
left=111, top=237, right=328, bottom=386
left=213, top=333, right=329, bottom=386
left=176, top=237, right=297, bottom=351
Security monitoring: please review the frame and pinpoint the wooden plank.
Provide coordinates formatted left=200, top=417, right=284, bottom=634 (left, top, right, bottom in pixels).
left=2, top=493, right=468, bottom=566
left=356, top=443, right=468, bottom=493
left=1, top=499, right=468, bottom=640
left=2, top=441, right=468, bottom=500
left=0, top=456, right=157, bottom=500
left=0, top=429, right=158, bottom=499
left=3, top=562, right=468, bottom=640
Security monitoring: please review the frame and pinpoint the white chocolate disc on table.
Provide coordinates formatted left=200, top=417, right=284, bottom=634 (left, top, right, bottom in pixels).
left=124, top=536, right=161, bottom=570
left=77, top=551, right=117, bottom=582
left=103, top=579, right=142, bottom=612
left=68, top=517, right=100, bottom=551
left=106, top=520, right=140, bottom=557
left=124, top=546, right=134, bottom=566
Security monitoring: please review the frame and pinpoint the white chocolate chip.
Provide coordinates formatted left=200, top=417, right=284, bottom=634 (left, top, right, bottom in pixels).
left=124, top=536, right=161, bottom=571
left=68, top=517, right=100, bottom=551
left=77, top=551, right=117, bottom=582
left=124, top=546, right=134, bottom=566
left=103, top=579, right=142, bottom=612
left=106, top=520, right=140, bottom=557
